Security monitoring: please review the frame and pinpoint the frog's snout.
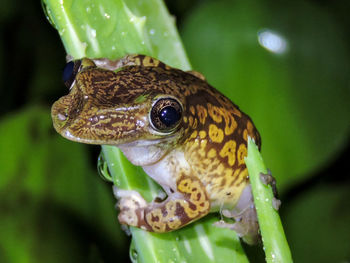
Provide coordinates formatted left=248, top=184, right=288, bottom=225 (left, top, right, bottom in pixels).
left=51, top=98, right=69, bottom=132
left=51, top=92, right=84, bottom=134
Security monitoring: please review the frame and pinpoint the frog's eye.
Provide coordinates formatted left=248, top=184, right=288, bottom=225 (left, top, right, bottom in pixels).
left=150, top=98, right=182, bottom=132
left=62, top=60, right=82, bottom=88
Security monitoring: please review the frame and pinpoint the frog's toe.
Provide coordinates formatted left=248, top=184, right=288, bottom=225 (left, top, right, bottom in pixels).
left=113, top=187, right=148, bottom=228
left=214, top=208, right=259, bottom=245
left=259, top=171, right=282, bottom=210
left=259, top=170, right=278, bottom=198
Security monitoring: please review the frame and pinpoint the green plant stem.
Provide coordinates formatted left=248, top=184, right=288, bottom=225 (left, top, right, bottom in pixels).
left=245, top=137, right=293, bottom=263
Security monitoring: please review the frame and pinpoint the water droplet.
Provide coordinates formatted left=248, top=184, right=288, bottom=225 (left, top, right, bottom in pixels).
left=58, top=28, right=65, bottom=36
left=104, top=13, right=110, bottom=19
left=130, top=248, right=138, bottom=261
left=86, top=7, right=91, bottom=13
left=129, top=17, right=135, bottom=23
left=121, top=31, right=126, bottom=36
left=97, top=152, right=113, bottom=182
left=111, top=46, right=116, bottom=50
left=141, top=41, right=145, bottom=45
left=41, top=0, right=57, bottom=29
left=149, top=29, right=155, bottom=35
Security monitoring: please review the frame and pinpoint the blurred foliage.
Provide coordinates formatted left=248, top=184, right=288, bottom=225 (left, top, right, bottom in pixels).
left=0, top=0, right=349, bottom=262
left=0, top=107, right=128, bottom=262
left=181, top=0, right=350, bottom=190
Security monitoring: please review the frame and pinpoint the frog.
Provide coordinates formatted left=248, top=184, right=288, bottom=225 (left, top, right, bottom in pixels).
left=51, top=54, right=262, bottom=244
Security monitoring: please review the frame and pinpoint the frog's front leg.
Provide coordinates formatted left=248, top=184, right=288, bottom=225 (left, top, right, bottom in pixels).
left=115, top=176, right=210, bottom=232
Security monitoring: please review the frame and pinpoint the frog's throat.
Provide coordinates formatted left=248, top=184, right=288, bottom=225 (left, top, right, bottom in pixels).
left=118, top=143, right=170, bottom=166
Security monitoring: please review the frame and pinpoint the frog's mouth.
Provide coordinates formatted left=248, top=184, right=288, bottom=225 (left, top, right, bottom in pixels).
left=51, top=90, right=174, bottom=146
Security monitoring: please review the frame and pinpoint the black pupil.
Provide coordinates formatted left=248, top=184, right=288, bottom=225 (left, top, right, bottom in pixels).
left=62, top=61, right=75, bottom=82
left=159, top=106, right=181, bottom=127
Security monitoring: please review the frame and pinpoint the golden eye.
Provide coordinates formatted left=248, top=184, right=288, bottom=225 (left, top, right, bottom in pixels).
left=150, top=98, right=182, bottom=132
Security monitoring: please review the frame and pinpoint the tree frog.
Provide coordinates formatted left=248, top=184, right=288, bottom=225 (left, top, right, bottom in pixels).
left=52, top=55, right=261, bottom=244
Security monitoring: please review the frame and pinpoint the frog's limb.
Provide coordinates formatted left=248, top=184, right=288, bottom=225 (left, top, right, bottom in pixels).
left=115, top=176, right=210, bottom=232
left=214, top=185, right=259, bottom=245
left=93, top=55, right=171, bottom=71
left=259, top=171, right=281, bottom=210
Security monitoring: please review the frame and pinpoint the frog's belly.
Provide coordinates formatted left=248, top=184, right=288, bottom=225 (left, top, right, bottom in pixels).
left=143, top=148, right=249, bottom=212
left=206, top=180, right=249, bottom=212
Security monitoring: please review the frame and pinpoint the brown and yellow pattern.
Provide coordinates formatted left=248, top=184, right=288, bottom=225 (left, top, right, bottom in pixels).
left=51, top=54, right=261, bottom=237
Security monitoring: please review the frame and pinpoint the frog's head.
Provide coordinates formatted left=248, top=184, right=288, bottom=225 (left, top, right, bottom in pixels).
left=52, top=58, right=185, bottom=163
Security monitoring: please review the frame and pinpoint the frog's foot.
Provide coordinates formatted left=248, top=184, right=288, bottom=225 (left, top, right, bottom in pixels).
left=215, top=204, right=259, bottom=245
left=113, top=187, right=149, bottom=230
left=259, top=171, right=281, bottom=210
left=113, top=176, right=211, bottom=232
left=214, top=186, right=259, bottom=245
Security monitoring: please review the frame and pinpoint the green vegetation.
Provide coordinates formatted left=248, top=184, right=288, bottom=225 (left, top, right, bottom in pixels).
left=0, top=0, right=349, bottom=262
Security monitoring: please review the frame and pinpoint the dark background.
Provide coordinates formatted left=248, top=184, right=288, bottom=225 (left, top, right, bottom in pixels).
left=0, top=0, right=349, bottom=262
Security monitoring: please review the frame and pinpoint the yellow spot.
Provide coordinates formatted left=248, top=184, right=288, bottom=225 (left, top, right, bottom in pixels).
left=196, top=105, right=208, bottom=124
left=184, top=89, right=191, bottom=96
left=223, top=112, right=237, bottom=135
left=207, top=103, right=223, bottom=123
left=219, top=140, right=237, bottom=166
left=183, top=202, right=199, bottom=218
left=199, top=130, right=206, bottom=139
left=143, top=56, right=159, bottom=66
left=178, top=178, right=192, bottom=193
left=190, top=130, right=198, bottom=139
left=183, top=116, right=188, bottom=123
left=190, top=106, right=195, bottom=115
left=189, top=116, right=193, bottom=126
left=177, top=178, right=210, bottom=218
left=247, top=121, right=254, bottom=134
left=232, top=107, right=242, bottom=117
left=165, top=201, right=182, bottom=229
left=243, top=129, right=248, bottom=141
left=146, top=209, right=166, bottom=232
left=217, top=163, right=225, bottom=174
left=192, top=118, right=198, bottom=129
left=207, top=148, right=217, bottom=158
left=208, top=124, right=224, bottom=143
left=237, top=143, right=247, bottom=165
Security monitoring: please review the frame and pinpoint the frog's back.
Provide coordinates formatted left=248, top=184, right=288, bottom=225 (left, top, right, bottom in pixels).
left=176, top=75, right=261, bottom=210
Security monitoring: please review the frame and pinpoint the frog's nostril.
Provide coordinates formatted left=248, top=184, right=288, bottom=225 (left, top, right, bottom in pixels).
left=57, top=113, right=67, bottom=121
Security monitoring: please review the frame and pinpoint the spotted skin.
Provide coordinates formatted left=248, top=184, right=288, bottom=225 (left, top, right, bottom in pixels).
left=52, top=54, right=261, bottom=241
